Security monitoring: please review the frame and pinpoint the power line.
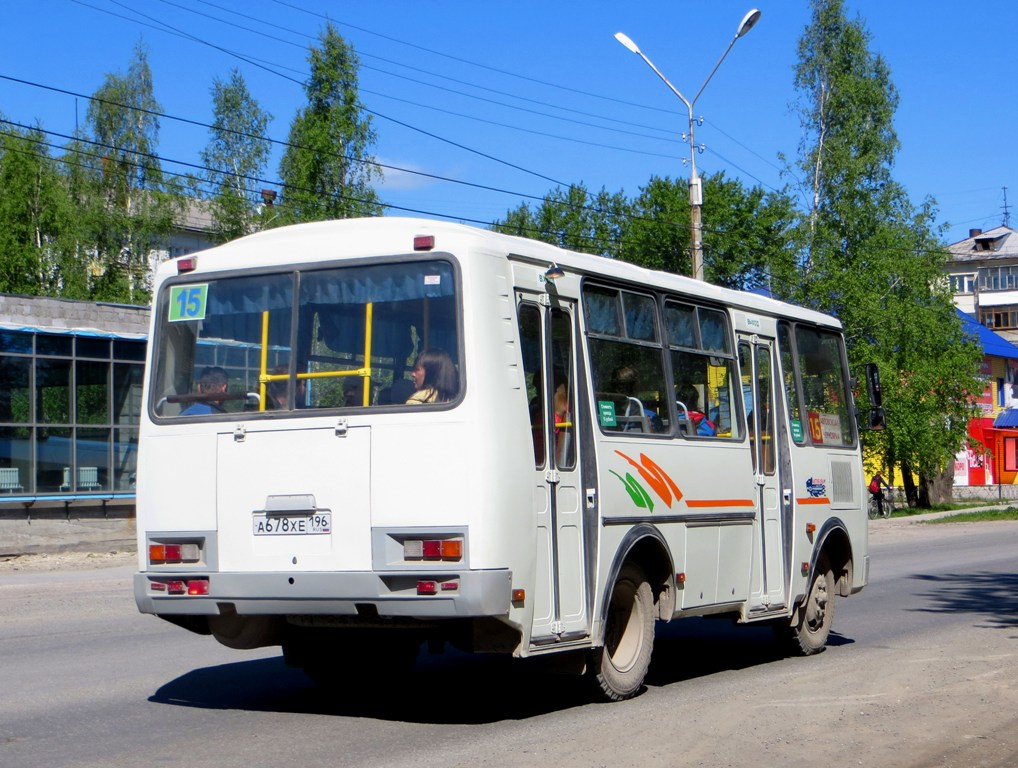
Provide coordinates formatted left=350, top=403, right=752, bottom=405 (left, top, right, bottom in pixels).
left=71, top=0, right=572, bottom=188
left=64, top=0, right=783, bottom=193
left=0, top=73, right=566, bottom=203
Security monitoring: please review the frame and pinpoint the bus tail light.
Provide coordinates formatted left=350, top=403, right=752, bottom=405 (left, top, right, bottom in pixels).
left=413, top=235, right=435, bottom=251
left=187, top=579, right=209, bottom=596
left=149, top=541, right=201, bottom=565
left=177, top=256, right=197, bottom=273
left=404, top=537, right=463, bottom=562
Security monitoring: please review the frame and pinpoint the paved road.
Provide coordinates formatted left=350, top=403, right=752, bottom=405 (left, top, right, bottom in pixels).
left=1, top=518, right=1017, bottom=768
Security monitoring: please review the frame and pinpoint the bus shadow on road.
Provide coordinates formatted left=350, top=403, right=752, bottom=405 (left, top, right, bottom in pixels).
left=149, top=649, right=595, bottom=722
left=150, top=619, right=853, bottom=722
left=912, top=571, right=1018, bottom=632
left=646, top=617, right=853, bottom=689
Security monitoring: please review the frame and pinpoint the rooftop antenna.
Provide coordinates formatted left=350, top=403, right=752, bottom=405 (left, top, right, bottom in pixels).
left=1003, top=186, right=1012, bottom=229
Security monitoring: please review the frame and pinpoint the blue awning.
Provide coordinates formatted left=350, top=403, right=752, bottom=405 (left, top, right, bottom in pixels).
left=958, top=310, right=1018, bottom=360
left=994, top=409, right=1018, bottom=428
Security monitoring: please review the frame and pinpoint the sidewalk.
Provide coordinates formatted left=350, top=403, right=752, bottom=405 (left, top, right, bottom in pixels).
left=870, top=501, right=1017, bottom=528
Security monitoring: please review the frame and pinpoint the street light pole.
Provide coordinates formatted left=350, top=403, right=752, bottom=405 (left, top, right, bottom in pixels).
left=615, top=9, right=761, bottom=281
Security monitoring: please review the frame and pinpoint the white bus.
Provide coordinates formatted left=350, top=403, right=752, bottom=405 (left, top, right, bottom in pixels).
left=135, top=217, right=876, bottom=701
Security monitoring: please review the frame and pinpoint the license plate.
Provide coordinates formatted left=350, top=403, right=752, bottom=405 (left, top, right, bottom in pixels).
left=252, top=512, right=332, bottom=536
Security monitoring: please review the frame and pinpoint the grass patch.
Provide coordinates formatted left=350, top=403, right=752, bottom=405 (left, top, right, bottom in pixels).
left=925, top=508, right=1018, bottom=524
left=890, top=500, right=1008, bottom=518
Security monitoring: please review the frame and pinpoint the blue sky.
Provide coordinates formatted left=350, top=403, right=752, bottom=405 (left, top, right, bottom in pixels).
left=2, top=0, right=1016, bottom=245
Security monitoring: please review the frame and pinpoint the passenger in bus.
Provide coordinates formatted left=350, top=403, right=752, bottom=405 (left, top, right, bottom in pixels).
left=266, top=366, right=306, bottom=410
left=181, top=366, right=228, bottom=415
left=677, top=386, right=716, bottom=436
left=530, top=370, right=571, bottom=465
left=406, top=349, right=458, bottom=404
left=609, top=365, right=663, bottom=432
left=344, top=378, right=365, bottom=407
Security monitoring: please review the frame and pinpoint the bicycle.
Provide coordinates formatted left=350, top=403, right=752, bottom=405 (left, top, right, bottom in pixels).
left=867, top=491, right=895, bottom=519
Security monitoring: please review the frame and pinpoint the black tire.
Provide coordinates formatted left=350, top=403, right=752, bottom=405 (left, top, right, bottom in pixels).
left=780, top=554, right=835, bottom=656
left=590, top=563, right=655, bottom=701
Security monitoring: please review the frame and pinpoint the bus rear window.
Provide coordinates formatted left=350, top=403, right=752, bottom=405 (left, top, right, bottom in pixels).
left=150, top=260, right=460, bottom=417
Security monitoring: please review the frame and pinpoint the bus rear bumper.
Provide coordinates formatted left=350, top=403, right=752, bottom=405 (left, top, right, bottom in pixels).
left=134, top=568, right=513, bottom=619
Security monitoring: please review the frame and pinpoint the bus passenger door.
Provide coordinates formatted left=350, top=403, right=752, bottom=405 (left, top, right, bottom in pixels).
left=518, top=298, right=588, bottom=644
left=740, top=338, right=788, bottom=612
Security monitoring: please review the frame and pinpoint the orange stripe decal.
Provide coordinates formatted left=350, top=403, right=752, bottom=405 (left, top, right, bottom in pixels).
left=614, top=450, right=683, bottom=508
left=685, top=499, right=756, bottom=508
left=796, top=497, right=831, bottom=505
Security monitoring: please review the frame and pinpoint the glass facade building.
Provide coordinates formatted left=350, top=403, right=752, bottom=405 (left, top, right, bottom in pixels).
left=0, top=299, right=147, bottom=500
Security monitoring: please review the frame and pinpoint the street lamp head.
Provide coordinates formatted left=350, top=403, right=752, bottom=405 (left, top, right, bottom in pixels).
left=614, top=31, right=641, bottom=55
left=736, top=9, right=762, bottom=38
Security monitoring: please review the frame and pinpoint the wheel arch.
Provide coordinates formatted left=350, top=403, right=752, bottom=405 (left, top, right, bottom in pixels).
left=812, top=517, right=853, bottom=598
left=598, top=523, right=675, bottom=642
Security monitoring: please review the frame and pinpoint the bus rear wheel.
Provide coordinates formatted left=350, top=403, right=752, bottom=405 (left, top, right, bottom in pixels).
left=779, top=554, right=835, bottom=656
left=590, top=563, right=655, bottom=701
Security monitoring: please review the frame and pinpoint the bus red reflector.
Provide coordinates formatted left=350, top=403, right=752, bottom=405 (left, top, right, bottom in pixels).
left=441, top=581, right=458, bottom=591
left=422, top=540, right=442, bottom=559
left=177, top=256, right=197, bottom=273
left=413, top=235, right=435, bottom=251
left=417, top=580, right=438, bottom=595
left=167, top=580, right=186, bottom=595
left=187, top=579, right=209, bottom=596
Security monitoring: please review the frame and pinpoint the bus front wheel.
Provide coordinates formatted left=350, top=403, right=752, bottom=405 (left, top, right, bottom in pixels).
left=590, top=563, right=655, bottom=701
left=779, top=554, right=835, bottom=655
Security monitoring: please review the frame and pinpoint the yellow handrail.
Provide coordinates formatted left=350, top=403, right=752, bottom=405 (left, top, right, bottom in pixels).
left=257, top=303, right=375, bottom=409
left=362, top=302, right=373, bottom=406
left=258, top=310, right=269, bottom=411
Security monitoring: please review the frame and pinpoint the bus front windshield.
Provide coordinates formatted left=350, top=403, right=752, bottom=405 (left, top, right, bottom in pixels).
left=150, top=259, right=460, bottom=417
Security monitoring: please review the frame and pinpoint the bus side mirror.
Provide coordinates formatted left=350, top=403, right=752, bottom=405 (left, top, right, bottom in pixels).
left=865, top=363, right=882, bottom=407
left=865, top=363, right=884, bottom=431
left=868, top=406, right=886, bottom=431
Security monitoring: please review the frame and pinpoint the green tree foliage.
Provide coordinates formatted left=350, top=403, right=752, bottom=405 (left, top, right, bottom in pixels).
left=493, top=174, right=796, bottom=293
left=277, top=23, right=382, bottom=223
left=200, top=69, right=273, bottom=244
left=65, top=41, right=180, bottom=303
left=624, top=173, right=798, bottom=291
left=494, top=184, right=632, bottom=258
left=790, top=0, right=982, bottom=505
left=0, top=121, right=71, bottom=294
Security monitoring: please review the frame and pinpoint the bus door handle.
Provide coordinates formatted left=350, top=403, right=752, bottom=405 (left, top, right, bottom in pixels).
left=545, top=469, right=561, bottom=484
left=234, top=425, right=246, bottom=443
left=335, top=418, right=349, bottom=437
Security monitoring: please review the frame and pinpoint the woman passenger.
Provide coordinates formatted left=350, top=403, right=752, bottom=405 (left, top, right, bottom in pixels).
left=406, top=349, right=458, bottom=404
